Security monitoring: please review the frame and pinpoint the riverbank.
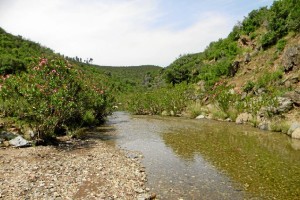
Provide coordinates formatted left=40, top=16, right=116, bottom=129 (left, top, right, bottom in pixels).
left=0, top=129, right=153, bottom=200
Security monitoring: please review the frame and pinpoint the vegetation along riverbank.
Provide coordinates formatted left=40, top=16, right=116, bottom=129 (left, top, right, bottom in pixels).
left=0, top=0, right=299, bottom=199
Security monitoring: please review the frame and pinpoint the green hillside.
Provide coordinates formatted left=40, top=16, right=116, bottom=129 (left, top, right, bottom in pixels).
left=164, top=0, right=300, bottom=87
left=0, top=27, right=55, bottom=74
left=0, top=27, right=162, bottom=141
left=94, top=65, right=163, bottom=92
left=122, top=0, right=300, bottom=134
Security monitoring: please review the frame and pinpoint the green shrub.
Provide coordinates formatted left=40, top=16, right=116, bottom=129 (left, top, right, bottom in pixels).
left=0, top=55, right=26, bottom=75
left=186, top=102, right=204, bottom=118
left=276, top=39, right=287, bottom=52
left=261, top=31, right=278, bottom=49
left=287, top=3, right=300, bottom=32
left=270, top=120, right=290, bottom=133
left=83, top=110, right=97, bottom=126
left=123, top=83, right=192, bottom=115
left=211, top=83, right=237, bottom=113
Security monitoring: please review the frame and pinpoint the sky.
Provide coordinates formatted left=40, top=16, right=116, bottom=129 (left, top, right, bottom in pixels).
left=0, top=0, right=274, bottom=67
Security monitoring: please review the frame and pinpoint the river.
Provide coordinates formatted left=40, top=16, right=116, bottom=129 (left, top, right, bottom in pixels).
left=106, top=112, right=300, bottom=199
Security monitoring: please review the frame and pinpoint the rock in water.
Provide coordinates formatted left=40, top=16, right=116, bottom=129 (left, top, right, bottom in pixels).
left=292, top=128, right=300, bottom=139
left=287, top=122, right=300, bottom=136
left=9, top=136, right=30, bottom=147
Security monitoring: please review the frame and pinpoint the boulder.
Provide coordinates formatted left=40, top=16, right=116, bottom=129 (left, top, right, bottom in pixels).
left=291, top=128, right=300, bottom=139
left=259, top=97, right=293, bottom=116
left=0, top=131, right=16, bottom=140
left=244, top=53, right=251, bottom=64
left=284, top=89, right=300, bottom=105
left=236, top=113, right=253, bottom=124
left=287, top=122, right=300, bottom=136
left=229, top=61, right=240, bottom=77
left=276, top=97, right=293, bottom=113
left=8, top=135, right=30, bottom=147
left=282, top=45, right=300, bottom=72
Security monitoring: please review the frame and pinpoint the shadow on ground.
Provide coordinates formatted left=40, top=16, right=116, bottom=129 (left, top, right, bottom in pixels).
left=54, top=125, right=118, bottom=151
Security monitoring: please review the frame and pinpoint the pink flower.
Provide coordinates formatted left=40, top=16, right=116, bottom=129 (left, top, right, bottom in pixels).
left=39, top=58, right=48, bottom=67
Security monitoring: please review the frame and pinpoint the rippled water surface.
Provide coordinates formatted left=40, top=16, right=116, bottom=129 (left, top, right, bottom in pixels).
left=107, top=112, right=300, bottom=199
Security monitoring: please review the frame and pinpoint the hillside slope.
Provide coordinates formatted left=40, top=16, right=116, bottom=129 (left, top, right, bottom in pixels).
left=167, top=0, right=300, bottom=136
left=124, top=0, right=300, bottom=138
left=0, top=27, right=162, bottom=142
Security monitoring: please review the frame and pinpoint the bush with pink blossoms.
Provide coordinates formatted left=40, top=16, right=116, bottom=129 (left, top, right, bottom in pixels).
left=0, top=58, right=112, bottom=140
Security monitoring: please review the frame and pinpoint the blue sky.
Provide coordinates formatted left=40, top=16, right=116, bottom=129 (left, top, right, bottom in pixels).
left=0, top=0, right=274, bottom=66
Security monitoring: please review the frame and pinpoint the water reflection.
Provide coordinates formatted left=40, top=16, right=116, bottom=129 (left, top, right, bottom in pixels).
left=108, top=112, right=300, bottom=199
left=162, top=123, right=300, bottom=199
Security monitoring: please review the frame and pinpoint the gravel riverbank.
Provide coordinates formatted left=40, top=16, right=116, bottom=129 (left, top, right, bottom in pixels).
left=0, top=135, right=152, bottom=199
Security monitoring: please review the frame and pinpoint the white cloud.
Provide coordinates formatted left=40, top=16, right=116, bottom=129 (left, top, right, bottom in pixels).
left=0, top=0, right=235, bottom=66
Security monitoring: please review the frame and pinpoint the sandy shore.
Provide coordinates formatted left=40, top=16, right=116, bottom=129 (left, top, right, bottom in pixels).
left=0, top=135, right=153, bottom=200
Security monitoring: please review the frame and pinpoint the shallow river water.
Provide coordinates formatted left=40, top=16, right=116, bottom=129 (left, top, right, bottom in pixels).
left=107, top=112, right=300, bottom=200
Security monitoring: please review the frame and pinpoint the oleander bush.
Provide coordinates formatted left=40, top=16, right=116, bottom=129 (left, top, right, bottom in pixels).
left=0, top=58, right=111, bottom=139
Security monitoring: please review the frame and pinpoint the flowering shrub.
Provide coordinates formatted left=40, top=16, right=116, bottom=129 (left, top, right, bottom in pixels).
left=0, top=58, right=111, bottom=139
